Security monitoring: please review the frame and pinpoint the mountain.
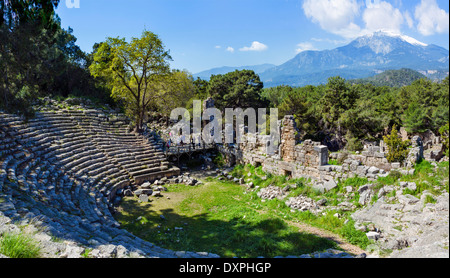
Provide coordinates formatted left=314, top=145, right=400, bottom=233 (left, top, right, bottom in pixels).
left=350, top=68, right=427, bottom=87
left=194, top=64, right=276, bottom=81
left=259, top=31, right=449, bottom=87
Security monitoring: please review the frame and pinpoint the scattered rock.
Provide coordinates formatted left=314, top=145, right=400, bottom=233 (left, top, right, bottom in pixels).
left=123, top=189, right=133, bottom=197
left=257, top=186, right=284, bottom=200
left=366, top=231, right=381, bottom=241
left=134, top=189, right=153, bottom=196
left=317, top=199, right=327, bottom=206
left=285, top=195, right=319, bottom=213
left=138, top=194, right=149, bottom=203
left=398, top=194, right=420, bottom=205
left=323, top=179, right=338, bottom=192
left=152, top=191, right=162, bottom=197
left=407, top=182, right=417, bottom=192
left=359, top=190, right=373, bottom=206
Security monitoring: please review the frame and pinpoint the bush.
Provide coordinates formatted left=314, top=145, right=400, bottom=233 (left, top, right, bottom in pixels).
left=388, top=170, right=403, bottom=181
left=345, top=133, right=363, bottom=152
left=383, top=125, right=410, bottom=163
left=212, top=152, right=226, bottom=168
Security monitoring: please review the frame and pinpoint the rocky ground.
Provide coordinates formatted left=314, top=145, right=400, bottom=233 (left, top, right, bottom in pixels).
left=352, top=191, right=449, bottom=258
left=221, top=162, right=449, bottom=258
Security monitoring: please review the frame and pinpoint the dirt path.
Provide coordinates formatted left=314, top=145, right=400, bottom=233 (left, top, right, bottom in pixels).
left=287, top=220, right=366, bottom=255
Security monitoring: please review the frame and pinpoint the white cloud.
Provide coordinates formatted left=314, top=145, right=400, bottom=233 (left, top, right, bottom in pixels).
left=295, top=42, right=318, bottom=53
left=215, top=45, right=221, bottom=49
left=239, top=41, right=268, bottom=52
left=303, top=0, right=362, bottom=38
left=226, top=46, right=235, bottom=53
left=415, top=0, right=449, bottom=36
left=363, top=0, right=405, bottom=33
left=404, top=11, right=414, bottom=29
left=311, top=37, right=350, bottom=45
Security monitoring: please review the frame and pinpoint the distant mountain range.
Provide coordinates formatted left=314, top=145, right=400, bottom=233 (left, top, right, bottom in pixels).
left=194, top=31, right=449, bottom=87
left=195, top=64, right=276, bottom=81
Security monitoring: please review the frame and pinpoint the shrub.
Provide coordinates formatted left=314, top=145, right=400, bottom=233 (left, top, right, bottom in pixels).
left=345, top=133, right=363, bottom=152
left=383, top=125, right=410, bottom=163
left=212, top=152, right=226, bottom=168
left=388, top=170, right=403, bottom=180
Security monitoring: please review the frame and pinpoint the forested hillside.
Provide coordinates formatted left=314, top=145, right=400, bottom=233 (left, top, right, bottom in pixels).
left=350, top=69, right=428, bottom=87
left=261, top=75, right=449, bottom=150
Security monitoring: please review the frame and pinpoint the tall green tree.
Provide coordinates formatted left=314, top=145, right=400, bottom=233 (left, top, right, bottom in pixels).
left=319, top=76, right=358, bottom=132
left=262, top=85, right=294, bottom=108
left=0, top=0, right=61, bottom=115
left=153, top=69, right=196, bottom=117
left=89, top=30, right=172, bottom=132
left=207, top=70, right=266, bottom=110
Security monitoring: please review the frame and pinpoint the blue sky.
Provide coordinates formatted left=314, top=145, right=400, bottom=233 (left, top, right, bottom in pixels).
left=57, top=0, right=449, bottom=74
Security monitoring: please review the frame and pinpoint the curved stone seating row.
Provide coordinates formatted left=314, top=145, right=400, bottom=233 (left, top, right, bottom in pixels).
left=0, top=107, right=183, bottom=258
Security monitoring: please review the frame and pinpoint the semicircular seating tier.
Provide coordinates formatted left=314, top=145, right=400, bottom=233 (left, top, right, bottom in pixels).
left=0, top=107, right=182, bottom=257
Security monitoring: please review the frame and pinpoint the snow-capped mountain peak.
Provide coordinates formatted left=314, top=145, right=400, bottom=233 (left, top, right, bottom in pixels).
left=374, top=30, right=428, bottom=47
left=355, top=31, right=428, bottom=54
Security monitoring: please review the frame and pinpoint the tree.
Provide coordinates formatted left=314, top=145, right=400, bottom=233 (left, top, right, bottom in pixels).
left=193, top=77, right=209, bottom=100
left=0, top=0, right=61, bottom=115
left=262, top=85, right=293, bottom=108
left=207, top=70, right=266, bottom=111
left=383, top=125, right=410, bottom=163
left=402, top=101, right=429, bottom=134
left=89, top=30, right=172, bottom=132
left=439, top=122, right=449, bottom=157
left=319, top=76, right=358, bottom=132
left=152, top=69, right=196, bottom=117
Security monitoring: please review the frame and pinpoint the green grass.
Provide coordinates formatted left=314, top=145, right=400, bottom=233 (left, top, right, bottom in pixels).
left=424, top=195, right=437, bottom=205
left=400, top=160, right=449, bottom=197
left=328, top=159, right=341, bottom=166
left=0, top=233, right=41, bottom=258
left=339, top=220, right=372, bottom=249
left=116, top=179, right=337, bottom=258
left=123, top=158, right=449, bottom=258
left=116, top=163, right=375, bottom=257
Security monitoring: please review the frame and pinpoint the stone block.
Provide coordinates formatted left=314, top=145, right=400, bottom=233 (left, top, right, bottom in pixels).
left=368, top=166, right=380, bottom=174
left=324, top=179, right=338, bottom=192
left=314, top=145, right=329, bottom=166
left=366, top=232, right=380, bottom=241
left=398, top=194, right=420, bottom=205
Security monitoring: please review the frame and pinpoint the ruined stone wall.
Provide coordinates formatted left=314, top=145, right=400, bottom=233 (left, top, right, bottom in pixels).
left=217, top=116, right=447, bottom=184
left=280, top=116, right=296, bottom=162
left=350, top=146, right=392, bottom=171
left=218, top=115, right=329, bottom=181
